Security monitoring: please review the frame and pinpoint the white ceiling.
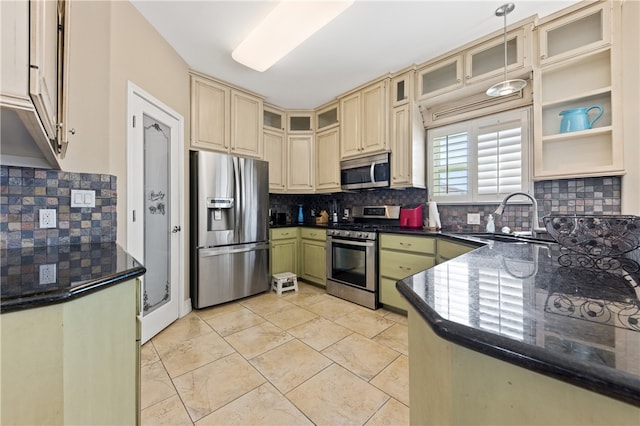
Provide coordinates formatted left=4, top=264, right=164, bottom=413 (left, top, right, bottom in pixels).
left=131, top=0, right=579, bottom=110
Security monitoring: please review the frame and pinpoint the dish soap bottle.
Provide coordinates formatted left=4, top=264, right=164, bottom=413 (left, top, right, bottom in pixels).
left=486, top=214, right=495, bottom=233
left=297, top=205, right=304, bottom=224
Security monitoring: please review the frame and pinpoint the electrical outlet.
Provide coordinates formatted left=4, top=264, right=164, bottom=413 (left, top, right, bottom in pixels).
left=467, top=213, right=481, bottom=225
left=39, top=264, right=57, bottom=285
left=39, top=209, right=57, bottom=228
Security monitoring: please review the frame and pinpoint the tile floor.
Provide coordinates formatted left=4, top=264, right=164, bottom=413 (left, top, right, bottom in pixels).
left=141, top=281, right=410, bottom=425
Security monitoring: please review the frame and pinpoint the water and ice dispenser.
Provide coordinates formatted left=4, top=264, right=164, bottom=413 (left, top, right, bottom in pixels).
left=206, top=197, right=234, bottom=231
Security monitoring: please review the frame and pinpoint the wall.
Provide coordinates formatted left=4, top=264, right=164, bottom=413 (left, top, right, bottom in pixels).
left=270, top=176, right=621, bottom=233
left=1, top=166, right=117, bottom=249
left=59, top=1, right=190, bottom=304
left=621, top=0, right=640, bottom=215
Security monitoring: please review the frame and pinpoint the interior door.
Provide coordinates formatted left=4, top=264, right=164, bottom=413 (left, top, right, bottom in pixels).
left=127, top=83, right=184, bottom=343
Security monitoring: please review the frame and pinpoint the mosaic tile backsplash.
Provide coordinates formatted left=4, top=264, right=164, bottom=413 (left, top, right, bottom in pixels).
left=270, top=176, right=622, bottom=232
left=1, top=166, right=117, bottom=249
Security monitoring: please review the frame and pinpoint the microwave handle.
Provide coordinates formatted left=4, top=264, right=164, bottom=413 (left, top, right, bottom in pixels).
left=370, top=161, right=376, bottom=184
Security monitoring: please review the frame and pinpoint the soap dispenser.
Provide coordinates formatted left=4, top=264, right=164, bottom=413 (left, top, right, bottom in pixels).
left=486, top=214, right=495, bottom=233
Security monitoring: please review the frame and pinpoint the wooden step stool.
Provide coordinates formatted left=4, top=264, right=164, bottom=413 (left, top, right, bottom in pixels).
left=271, top=272, right=299, bottom=296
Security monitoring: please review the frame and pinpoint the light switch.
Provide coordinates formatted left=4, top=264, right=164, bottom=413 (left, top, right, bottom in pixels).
left=71, top=189, right=96, bottom=208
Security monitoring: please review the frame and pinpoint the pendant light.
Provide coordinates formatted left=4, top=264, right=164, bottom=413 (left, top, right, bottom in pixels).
left=486, top=3, right=527, bottom=97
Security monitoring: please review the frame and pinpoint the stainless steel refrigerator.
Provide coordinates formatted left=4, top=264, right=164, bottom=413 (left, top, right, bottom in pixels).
left=190, top=151, right=270, bottom=309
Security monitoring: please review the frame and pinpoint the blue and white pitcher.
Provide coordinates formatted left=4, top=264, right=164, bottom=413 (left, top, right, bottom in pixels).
left=559, top=105, right=603, bottom=133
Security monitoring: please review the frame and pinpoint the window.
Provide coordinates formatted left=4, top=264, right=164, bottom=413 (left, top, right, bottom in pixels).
left=427, top=107, right=531, bottom=203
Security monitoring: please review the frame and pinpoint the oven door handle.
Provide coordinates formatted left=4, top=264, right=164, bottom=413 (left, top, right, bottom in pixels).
left=329, top=238, right=375, bottom=247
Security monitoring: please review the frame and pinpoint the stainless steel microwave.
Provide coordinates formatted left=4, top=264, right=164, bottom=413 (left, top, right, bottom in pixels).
left=340, top=153, right=390, bottom=190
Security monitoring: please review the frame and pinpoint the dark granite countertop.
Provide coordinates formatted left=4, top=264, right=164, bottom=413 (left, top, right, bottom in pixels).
left=1, top=243, right=146, bottom=313
left=397, top=237, right=640, bottom=407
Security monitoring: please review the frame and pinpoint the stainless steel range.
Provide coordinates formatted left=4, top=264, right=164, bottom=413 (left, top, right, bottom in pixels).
left=326, top=206, right=400, bottom=309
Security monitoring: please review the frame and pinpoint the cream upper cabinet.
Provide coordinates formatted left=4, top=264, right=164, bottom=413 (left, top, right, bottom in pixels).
left=315, top=127, right=340, bottom=192
left=287, top=111, right=314, bottom=133
left=264, top=129, right=286, bottom=192
left=1, top=0, right=70, bottom=167
left=190, top=72, right=263, bottom=158
left=339, top=78, right=389, bottom=159
left=417, top=25, right=530, bottom=102
left=533, top=1, right=622, bottom=179
left=464, top=28, right=527, bottom=85
left=315, top=102, right=340, bottom=193
left=538, top=2, right=611, bottom=66
left=390, top=70, right=425, bottom=188
left=263, top=105, right=286, bottom=193
left=231, top=90, right=263, bottom=158
left=191, top=74, right=230, bottom=151
left=287, top=134, right=314, bottom=193
left=417, top=56, right=464, bottom=100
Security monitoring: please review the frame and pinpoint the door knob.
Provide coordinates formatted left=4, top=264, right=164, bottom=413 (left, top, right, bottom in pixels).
left=172, top=225, right=181, bottom=233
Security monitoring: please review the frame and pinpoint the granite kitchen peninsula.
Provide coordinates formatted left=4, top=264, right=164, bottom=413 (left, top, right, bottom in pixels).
left=398, top=234, right=640, bottom=425
left=1, top=243, right=145, bottom=425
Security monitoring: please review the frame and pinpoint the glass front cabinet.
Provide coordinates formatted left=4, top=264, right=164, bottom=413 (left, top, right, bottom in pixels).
left=533, top=1, right=622, bottom=179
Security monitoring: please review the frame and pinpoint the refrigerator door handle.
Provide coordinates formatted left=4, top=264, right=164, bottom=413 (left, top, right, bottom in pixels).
left=233, top=157, right=242, bottom=238
left=199, top=242, right=269, bottom=257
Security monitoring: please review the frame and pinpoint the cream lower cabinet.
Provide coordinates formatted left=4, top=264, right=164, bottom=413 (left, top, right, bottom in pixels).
left=1, top=279, right=139, bottom=425
left=270, top=228, right=299, bottom=275
left=299, top=228, right=327, bottom=287
left=379, top=234, right=436, bottom=312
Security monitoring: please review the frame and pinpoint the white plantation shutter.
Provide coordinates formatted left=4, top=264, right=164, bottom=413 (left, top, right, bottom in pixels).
left=477, top=124, right=522, bottom=196
left=428, top=107, right=530, bottom=203
left=432, top=132, right=469, bottom=198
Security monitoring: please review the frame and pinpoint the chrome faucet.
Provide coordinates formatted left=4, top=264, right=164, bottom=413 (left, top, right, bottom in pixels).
left=494, top=192, right=546, bottom=238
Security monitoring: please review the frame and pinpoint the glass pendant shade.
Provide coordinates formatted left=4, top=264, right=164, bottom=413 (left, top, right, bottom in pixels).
left=486, top=78, right=527, bottom=97
left=486, top=3, right=527, bottom=97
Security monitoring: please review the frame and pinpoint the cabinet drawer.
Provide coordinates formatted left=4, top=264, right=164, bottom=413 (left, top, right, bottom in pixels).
left=437, top=239, right=477, bottom=260
left=380, top=234, right=436, bottom=254
left=300, top=227, right=326, bottom=241
left=379, top=277, right=408, bottom=312
left=270, top=227, right=298, bottom=240
left=380, top=250, right=435, bottom=280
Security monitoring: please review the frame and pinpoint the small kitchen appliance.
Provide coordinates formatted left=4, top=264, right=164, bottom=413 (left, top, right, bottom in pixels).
left=399, top=204, right=423, bottom=228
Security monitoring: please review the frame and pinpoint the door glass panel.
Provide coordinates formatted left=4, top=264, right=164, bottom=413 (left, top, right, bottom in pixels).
left=143, top=114, right=171, bottom=315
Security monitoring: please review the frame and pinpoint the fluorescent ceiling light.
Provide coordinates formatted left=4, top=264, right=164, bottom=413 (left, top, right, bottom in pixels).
left=232, top=1, right=354, bottom=72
